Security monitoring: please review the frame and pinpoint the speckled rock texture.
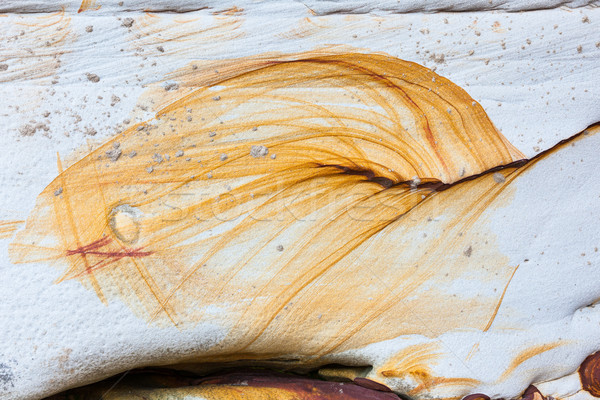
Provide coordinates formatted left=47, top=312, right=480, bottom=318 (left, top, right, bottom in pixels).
left=0, top=1, right=599, bottom=399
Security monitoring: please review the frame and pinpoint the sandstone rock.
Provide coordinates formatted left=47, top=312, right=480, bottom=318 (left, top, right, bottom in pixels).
left=0, top=1, right=599, bottom=399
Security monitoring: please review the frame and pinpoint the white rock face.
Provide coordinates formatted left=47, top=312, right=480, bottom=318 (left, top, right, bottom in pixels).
left=0, top=1, right=599, bottom=399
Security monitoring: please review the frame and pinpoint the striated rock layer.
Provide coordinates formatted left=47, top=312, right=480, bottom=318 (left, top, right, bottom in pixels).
left=2, top=49, right=599, bottom=400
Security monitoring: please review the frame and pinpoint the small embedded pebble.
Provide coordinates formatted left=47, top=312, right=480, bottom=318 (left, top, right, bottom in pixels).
left=156, top=46, right=164, bottom=53
left=106, top=146, right=122, bottom=162
left=276, top=244, right=284, bottom=252
left=206, top=172, right=213, bottom=179
left=212, top=96, right=221, bottom=101
left=463, top=245, right=473, bottom=257
left=270, top=154, right=276, bottom=159
left=122, top=18, right=134, bottom=28
left=19, top=121, right=50, bottom=136
left=493, top=172, right=506, bottom=183
left=0, top=64, right=9, bottom=71
left=84, top=127, right=97, bottom=136
left=54, top=187, right=63, bottom=196
left=19, top=124, right=36, bottom=136
left=146, top=166, right=154, bottom=173
left=163, top=82, right=179, bottom=91
left=85, top=25, right=93, bottom=32
left=175, top=150, right=184, bottom=157
left=208, top=131, right=216, bottom=137
left=220, top=153, right=228, bottom=161
left=250, top=145, right=269, bottom=158
left=129, top=151, right=137, bottom=158
left=110, top=95, right=121, bottom=106
left=410, top=176, right=421, bottom=188
left=85, top=73, right=100, bottom=83
left=152, top=153, right=163, bottom=163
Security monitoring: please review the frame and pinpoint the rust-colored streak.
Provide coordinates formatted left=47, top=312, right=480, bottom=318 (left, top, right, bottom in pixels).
left=465, top=343, right=480, bottom=361
left=63, top=237, right=153, bottom=278
left=483, top=264, right=519, bottom=332
left=211, top=6, right=245, bottom=16
left=53, top=151, right=106, bottom=302
left=498, top=342, right=562, bottom=382
left=67, top=246, right=152, bottom=259
left=64, top=236, right=111, bottom=259
left=408, top=377, right=480, bottom=396
left=78, top=0, right=100, bottom=13
left=380, top=342, right=441, bottom=379
left=579, top=351, right=600, bottom=397
left=0, top=220, right=23, bottom=239
left=377, top=342, right=480, bottom=396
left=65, top=237, right=152, bottom=258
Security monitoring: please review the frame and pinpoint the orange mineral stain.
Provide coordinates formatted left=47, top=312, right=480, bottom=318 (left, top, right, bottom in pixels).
left=12, top=52, right=532, bottom=360
left=0, top=220, right=23, bottom=239
left=380, top=342, right=441, bottom=381
left=377, top=341, right=480, bottom=396
left=78, top=0, right=100, bottom=13
left=211, top=6, right=245, bottom=16
left=128, top=12, right=244, bottom=57
left=2, top=10, right=73, bottom=85
left=498, top=342, right=563, bottom=382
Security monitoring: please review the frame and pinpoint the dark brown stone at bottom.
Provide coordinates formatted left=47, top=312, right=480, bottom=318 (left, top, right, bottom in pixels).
left=580, top=351, right=600, bottom=397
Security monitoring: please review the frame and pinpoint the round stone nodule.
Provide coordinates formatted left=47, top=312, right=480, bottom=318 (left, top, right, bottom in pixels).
left=463, top=394, right=490, bottom=400
left=108, top=204, right=142, bottom=244
left=580, top=351, right=600, bottom=397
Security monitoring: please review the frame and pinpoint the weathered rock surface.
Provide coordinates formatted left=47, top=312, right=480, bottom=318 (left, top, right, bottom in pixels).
left=0, top=1, right=599, bottom=399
